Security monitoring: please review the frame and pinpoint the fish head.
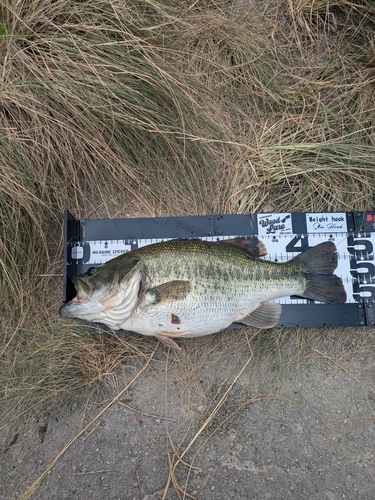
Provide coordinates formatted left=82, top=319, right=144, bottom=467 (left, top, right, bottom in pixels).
left=59, top=256, right=145, bottom=328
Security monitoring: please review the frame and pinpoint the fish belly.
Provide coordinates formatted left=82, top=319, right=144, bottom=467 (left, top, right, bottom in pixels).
left=118, top=283, right=279, bottom=337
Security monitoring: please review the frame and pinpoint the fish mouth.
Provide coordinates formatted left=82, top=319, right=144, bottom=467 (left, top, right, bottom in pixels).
left=59, top=305, right=71, bottom=318
left=59, top=297, right=87, bottom=318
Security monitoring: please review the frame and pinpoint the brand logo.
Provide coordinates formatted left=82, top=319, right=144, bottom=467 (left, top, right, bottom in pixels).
left=258, top=214, right=292, bottom=236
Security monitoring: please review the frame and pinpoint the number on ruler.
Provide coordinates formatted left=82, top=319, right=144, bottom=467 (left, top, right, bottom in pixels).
left=285, top=236, right=312, bottom=253
left=347, top=235, right=375, bottom=302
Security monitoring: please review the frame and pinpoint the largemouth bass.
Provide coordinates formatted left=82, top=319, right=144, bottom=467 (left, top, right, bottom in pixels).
left=59, top=239, right=346, bottom=350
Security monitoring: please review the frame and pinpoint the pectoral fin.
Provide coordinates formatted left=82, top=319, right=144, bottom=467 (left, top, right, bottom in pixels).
left=148, top=280, right=192, bottom=304
left=239, top=302, right=282, bottom=328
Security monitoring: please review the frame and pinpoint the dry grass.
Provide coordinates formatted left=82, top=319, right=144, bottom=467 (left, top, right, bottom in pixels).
left=1, top=0, right=375, bottom=434
left=0, top=325, right=151, bottom=426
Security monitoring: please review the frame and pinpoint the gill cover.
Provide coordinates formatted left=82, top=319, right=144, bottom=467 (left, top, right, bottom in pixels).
left=59, top=257, right=146, bottom=328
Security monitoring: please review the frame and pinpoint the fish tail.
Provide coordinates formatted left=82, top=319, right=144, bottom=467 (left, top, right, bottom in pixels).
left=292, top=241, right=347, bottom=304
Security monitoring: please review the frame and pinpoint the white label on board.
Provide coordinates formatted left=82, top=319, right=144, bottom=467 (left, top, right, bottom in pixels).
left=306, top=213, right=347, bottom=233
left=88, top=241, right=131, bottom=264
left=71, top=245, right=84, bottom=259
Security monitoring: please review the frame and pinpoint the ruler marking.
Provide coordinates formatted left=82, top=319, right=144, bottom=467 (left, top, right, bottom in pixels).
left=64, top=212, right=375, bottom=321
left=72, top=232, right=372, bottom=306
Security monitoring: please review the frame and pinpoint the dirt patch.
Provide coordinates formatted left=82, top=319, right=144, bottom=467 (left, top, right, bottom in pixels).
left=1, top=328, right=374, bottom=499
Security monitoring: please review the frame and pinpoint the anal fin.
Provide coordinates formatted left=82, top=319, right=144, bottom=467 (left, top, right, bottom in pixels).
left=239, top=302, right=282, bottom=329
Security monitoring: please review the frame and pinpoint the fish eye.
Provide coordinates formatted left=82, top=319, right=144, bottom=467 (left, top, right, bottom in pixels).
left=87, top=267, right=97, bottom=276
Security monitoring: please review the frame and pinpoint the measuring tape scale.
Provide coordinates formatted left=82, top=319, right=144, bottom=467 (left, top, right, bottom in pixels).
left=67, top=231, right=375, bottom=307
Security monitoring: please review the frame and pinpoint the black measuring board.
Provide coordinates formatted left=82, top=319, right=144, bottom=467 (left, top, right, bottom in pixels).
left=62, top=210, right=375, bottom=329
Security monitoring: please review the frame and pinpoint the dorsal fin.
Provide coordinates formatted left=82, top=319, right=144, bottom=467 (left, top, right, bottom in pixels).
left=221, top=237, right=267, bottom=258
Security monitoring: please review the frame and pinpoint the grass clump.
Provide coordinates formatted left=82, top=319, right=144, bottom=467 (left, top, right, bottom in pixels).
left=0, top=325, right=148, bottom=427
left=1, top=0, right=375, bottom=429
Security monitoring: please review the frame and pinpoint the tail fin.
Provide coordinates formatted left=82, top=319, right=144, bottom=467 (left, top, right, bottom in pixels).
left=292, top=241, right=347, bottom=304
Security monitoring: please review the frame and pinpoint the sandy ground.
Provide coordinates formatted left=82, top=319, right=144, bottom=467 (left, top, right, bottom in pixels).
left=1, top=327, right=375, bottom=500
